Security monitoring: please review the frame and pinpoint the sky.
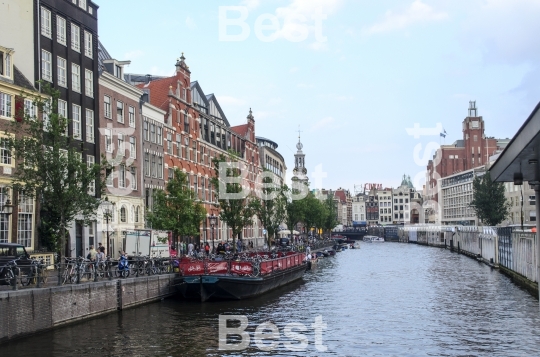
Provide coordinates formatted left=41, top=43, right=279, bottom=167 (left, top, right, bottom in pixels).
left=98, top=0, right=540, bottom=193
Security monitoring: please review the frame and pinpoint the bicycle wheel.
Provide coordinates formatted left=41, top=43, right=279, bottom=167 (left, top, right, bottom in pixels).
left=4, top=269, right=15, bottom=285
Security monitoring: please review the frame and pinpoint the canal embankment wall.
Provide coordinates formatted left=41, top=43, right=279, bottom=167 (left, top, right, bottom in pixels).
left=398, top=226, right=539, bottom=298
left=0, top=274, right=176, bottom=343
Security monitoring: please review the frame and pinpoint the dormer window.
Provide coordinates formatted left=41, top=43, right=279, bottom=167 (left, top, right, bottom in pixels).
left=0, top=48, right=13, bottom=79
left=115, top=64, right=122, bottom=79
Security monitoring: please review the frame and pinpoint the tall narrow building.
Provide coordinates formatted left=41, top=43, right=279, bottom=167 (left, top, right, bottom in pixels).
left=291, top=133, right=309, bottom=185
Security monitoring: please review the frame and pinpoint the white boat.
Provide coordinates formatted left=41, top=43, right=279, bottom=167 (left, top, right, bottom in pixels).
left=363, top=236, right=374, bottom=243
left=371, top=237, right=385, bottom=243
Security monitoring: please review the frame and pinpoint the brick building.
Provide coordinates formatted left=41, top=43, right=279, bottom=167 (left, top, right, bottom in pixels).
left=426, top=102, right=507, bottom=211
left=129, top=55, right=263, bottom=246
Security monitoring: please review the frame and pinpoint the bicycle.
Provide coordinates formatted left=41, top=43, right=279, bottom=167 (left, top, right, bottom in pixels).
left=22, top=258, right=48, bottom=286
left=0, top=257, right=21, bottom=286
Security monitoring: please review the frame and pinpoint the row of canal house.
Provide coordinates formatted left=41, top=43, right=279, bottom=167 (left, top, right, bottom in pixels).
left=0, top=0, right=267, bottom=258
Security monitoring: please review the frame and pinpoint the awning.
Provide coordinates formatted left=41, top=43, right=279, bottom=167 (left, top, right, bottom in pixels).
left=490, top=101, right=540, bottom=183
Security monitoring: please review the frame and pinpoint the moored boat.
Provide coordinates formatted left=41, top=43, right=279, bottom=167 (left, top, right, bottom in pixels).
left=175, top=252, right=307, bottom=302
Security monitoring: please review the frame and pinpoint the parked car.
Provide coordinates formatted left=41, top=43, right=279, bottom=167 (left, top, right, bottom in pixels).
left=278, top=237, right=290, bottom=247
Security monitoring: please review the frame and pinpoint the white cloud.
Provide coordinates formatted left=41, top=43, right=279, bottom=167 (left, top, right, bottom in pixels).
left=149, top=66, right=173, bottom=76
left=123, top=49, right=144, bottom=60
left=310, top=116, right=336, bottom=131
left=362, top=0, right=448, bottom=36
left=186, top=16, right=196, bottom=30
left=216, top=95, right=247, bottom=106
left=241, top=0, right=260, bottom=10
left=461, top=0, right=540, bottom=65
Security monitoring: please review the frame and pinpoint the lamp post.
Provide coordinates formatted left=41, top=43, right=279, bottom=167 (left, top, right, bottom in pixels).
left=210, top=213, right=217, bottom=253
left=102, top=197, right=115, bottom=258
left=2, top=197, right=13, bottom=242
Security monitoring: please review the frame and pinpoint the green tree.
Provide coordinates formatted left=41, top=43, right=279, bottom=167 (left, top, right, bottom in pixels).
left=470, top=171, right=511, bottom=226
left=322, top=194, right=339, bottom=236
left=285, top=186, right=306, bottom=236
left=302, top=192, right=324, bottom=236
left=6, top=85, right=105, bottom=263
left=252, top=171, right=287, bottom=247
left=146, top=168, right=207, bottom=251
left=211, top=153, right=256, bottom=253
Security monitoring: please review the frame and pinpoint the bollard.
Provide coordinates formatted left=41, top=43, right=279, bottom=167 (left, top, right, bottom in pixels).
left=457, top=241, right=461, bottom=254
left=108, top=259, right=112, bottom=281
left=37, top=264, right=41, bottom=288
left=94, top=261, right=99, bottom=282
left=12, top=267, right=19, bottom=291
left=76, top=260, right=81, bottom=284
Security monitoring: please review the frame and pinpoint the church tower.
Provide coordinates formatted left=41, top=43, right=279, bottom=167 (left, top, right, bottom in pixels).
left=291, top=132, right=309, bottom=185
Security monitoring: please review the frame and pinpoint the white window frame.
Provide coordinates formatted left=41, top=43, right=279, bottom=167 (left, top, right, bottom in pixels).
left=58, top=99, right=68, bottom=135
left=0, top=92, right=12, bottom=119
left=71, top=24, right=80, bottom=52
left=0, top=137, right=12, bottom=166
left=1, top=50, right=13, bottom=79
left=105, top=129, right=112, bottom=153
left=24, top=99, right=36, bottom=120
left=117, top=134, right=124, bottom=156
left=84, top=31, right=92, bottom=58
left=57, top=16, right=66, bottom=45
left=104, top=95, right=111, bottom=119
left=72, top=104, right=81, bottom=140
left=129, top=137, right=136, bottom=159
left=57, top=56, right=67, bottom=87
left=79, top=0, right=87, bottom=10
left=130, top=167, right=137, bottom=190
left=41, top=7, right=52, bottom=38
left=41, top=50, right=52, bottom=82
left=119, top=166, right=126, bottom=188
left=87, top=155, right=95, bottom=195
left=84, top=69, right=93, bottom=97
left=72, top=63, right=80, bottom=92
left=128, top=106, right=135, bottom=127
left=116, top=101, right=124, bottom=123
left=86, top=109, right=94, bottom=143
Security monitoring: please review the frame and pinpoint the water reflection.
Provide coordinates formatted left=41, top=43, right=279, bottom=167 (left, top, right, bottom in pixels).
left=4, top=243, right=540, bottom=356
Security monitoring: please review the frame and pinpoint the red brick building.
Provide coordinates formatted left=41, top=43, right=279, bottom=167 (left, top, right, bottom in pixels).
left=426, top=101, right=506, bottom=205
left=133, top=55, right=263, bottom=246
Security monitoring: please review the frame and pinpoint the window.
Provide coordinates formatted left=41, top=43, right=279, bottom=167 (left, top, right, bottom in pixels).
left=0, top=51, right=12, bottom=78
left=129, top=137, right=136, bottom=159
left=24, top=99, right=36, bottom=120
left=117, top=134, right=124, bottom=156
left=87, top=155, right=95, bottom=194
left=17, top=192, right=33, bottom=248
left=105, top=129, right=112, bottom=152
left=144, top=153, right=150, bottom=176
left=0, top=92, right=12, bottom=118
left=41, top=7, right=52, bottom=38
left=116, top=101, right=124, bottom=123
left=119, top=165, right=126, bottom=188
left=71, top=24, right=80, bottom=52
left=72, top=104, right=81, bottom=139
left=150, top=123, right=155, bottom=142
left=72, top=63, right=81, bottom=92
left=168, top=168, right=174, bottom=180
left=130, top=167, right=137, bottom=190
left=529, top=196, right=536, bottom=206
left=85, top=69, right=93, bottom=97
left=158, top=156, right=163, bottom=178
left=104, top=96, right=111, bottom=118
left=167, top=133, right=172, bottom=154
left=85, top=109, right=94, bottom=142
left=79, top=0, right=87, bottom=10
left=143, top=121, right=149, bottom=141
left=184, top=113, right=189, bottom=132
left=115, top=65, right=122, bottom=79
left=57, top=16, right=66, bottom=45
left=135, top=206, right=140, bottom=223
left=57, top=57, right=67, bottom=87
left=58, top=99, right=68, bottom=135
left=177, top=135, right=181, bottom=157
left=151, top=154, right=156, bottom=177
left=120, top=206, right=127, bottom=223
left=41, top=50, right=52, bottom=82
left=0, top=138, right=12, bottom=165
left=157, top=126, right=162, bottom=145
left=84, top=31, right=92, bottom=57
left=530, top=211, right=536, bottom=222
left=128, top=106, right=135, bottom=127
left=106, top=168, right=113, bottom=186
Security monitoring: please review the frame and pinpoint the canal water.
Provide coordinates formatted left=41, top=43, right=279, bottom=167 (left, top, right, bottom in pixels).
left=4, top=243, right=540, bottom=356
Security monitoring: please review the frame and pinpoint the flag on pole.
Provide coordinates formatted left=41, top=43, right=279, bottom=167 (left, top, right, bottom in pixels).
left=440, top=132, right=446, bottom=138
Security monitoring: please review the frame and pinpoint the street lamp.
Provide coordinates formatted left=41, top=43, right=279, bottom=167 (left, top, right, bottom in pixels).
left=209, top=213, right=217, bottom=253
left=102, top=197, right=116, bottom=257
left=2, top=197, right=13, bottom=244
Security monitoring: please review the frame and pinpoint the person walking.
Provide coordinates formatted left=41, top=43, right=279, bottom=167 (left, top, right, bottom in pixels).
left=188, top=242, right=194, bottom=256
left=87, top=245, right=97, bottom=261
left=204, top=242, right=210, bottom=256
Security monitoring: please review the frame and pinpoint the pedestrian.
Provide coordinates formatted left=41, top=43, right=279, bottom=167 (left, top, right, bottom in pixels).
left=236, top=239, right=242, bottom=253
left=87, top=245, right=97, bottom=261
left=188, top=242, right=194, bottom=256
left=204, top=242, right=210, bottom=256
left=96, top=248, right=105, bottom=263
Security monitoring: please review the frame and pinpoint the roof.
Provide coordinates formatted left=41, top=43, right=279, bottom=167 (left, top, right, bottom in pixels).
left=256, top=136, right=278, bottom=148
left=13, top=66, right=35, bottom=91
left=334, top=190, right=347, bottom=203
left=231, top=123, right=249, bottom=137
left=97, top=40, right=112, bottom=71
